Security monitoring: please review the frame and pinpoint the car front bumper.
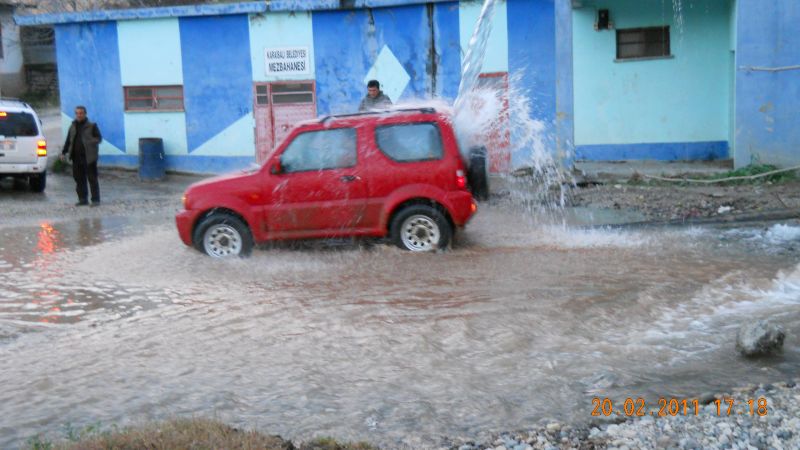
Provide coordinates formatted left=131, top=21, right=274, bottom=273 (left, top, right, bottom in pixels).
left=175, top=209, right=201, bottom=246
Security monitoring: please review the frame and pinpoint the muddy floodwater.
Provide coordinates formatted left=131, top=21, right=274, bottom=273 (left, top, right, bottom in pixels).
left=1, top=203, right=799, bottom=449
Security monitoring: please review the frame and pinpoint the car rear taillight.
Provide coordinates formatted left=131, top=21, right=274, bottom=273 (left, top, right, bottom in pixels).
left=456, top=169, right=467, bottom=189
left=37, top=140, right=47, bottom=157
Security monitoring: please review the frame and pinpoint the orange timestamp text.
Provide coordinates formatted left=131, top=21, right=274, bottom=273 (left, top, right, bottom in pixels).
left=591, top=397, right=768, bottom=417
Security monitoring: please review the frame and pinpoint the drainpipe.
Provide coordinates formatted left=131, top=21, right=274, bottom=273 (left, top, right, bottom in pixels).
left=427, top=3, right=438, bottom=96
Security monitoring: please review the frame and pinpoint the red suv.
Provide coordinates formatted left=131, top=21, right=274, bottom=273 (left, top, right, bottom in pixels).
left=176, top=108, right=487, bottom=257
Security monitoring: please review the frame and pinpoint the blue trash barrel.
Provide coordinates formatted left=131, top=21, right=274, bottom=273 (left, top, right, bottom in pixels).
left=138, top=137, right=165, bottom=180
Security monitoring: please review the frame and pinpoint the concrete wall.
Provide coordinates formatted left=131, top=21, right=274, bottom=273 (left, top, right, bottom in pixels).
left=1, top=7, right=25, bottom=96
left=249, top=11, right=315, bottom=83
left=55, top=21, right=126, bottom=159
left=573, top=0, right=733, bottom=161
left=45, top=1, right=561, bottom=173
left=118, top=18, right=188, bottom=163
left=312, top=3, right=460, bottom=115
left=734, top=0, right=800, bottom=168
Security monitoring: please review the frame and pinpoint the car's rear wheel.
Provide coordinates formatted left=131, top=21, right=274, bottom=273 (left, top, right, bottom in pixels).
left=467, top=146, right=489, bottom=201
left=390, top=205, right=452, bottom=252
left=29, top=172, right=46, bottom=192
left=193, top=212, right=253, bottom=258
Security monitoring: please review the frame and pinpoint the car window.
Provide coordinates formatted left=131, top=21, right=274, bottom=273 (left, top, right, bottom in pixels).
left=280, top=128, right=357, bottom=173
left=0, top=112, right=39, bottom=137
left=375, top=122, right=443, bottom=162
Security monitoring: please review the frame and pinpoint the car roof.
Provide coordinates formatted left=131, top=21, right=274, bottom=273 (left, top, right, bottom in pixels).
left=324, top=107, right=451, bottom=125
left=0, top=98, right=35, bottom=113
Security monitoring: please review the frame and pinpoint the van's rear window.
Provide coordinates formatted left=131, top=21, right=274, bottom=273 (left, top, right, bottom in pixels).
left=0, top=112, right=38, bottom=137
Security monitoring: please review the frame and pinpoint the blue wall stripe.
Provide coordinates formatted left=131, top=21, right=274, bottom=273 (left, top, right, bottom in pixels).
left=99, top=154, right=256, bottom=174
left=55, top=22, right=125, bottom=152
left=555, top=0, right=574, bottom=163
left=507, top=0, right=556, bottom=125
left=576, top=141, right=730, bottom=161
left=507, top=0, right=557, bottom=167
left=433, top=2, right=461, bottom=101
left=312, top=4, right=433, bottom=115
left=179, top=14, right=254, bottom=153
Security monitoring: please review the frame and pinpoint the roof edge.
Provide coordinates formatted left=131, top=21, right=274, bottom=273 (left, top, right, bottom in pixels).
left=14, top=2, right=268, bottom=26
left=14, top=0, right=455, bottom=26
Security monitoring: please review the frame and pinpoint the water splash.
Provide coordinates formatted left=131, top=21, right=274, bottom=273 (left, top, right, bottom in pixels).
left=672, top=0, right=685, bottom=35
left=449, top=0, right=573, bottom=221
left=453, top=0, right=500, bottom=114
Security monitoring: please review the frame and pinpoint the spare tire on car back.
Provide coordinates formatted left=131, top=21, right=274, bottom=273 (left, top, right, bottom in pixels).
left=467, top=146, right=490, bottom=201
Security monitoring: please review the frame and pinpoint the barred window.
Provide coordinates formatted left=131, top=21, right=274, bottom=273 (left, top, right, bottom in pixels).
left=124, top=86, right=184, bottom=111
left=616, top=26, right=671, bottom=60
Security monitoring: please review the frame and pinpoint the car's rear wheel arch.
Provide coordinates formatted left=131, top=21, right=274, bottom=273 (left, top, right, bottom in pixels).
left=387, top=198, right=454, bottom=235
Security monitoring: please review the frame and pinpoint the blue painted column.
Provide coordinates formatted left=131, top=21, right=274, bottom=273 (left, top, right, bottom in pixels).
left=734, top=0, right=800, bottom=168
left=433, top=2, right=461, bottom=101
left=555, top=0, right=574, bottom=166
left=506, top=0, right=557, bottom=167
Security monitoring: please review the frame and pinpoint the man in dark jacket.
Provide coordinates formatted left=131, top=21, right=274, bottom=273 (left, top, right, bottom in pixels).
left=61, top=106, right=103, bottom=206
left=358, top=79, right=393, bottom=112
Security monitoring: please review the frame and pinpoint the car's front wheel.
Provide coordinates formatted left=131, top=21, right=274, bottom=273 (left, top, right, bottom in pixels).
left=193, top=212, right=254, bottom=258
left=390, top=204, right=452, bottom=252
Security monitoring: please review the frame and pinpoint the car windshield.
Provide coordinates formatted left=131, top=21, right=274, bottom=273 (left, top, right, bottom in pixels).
left=0, top=112, right=38, bottom=137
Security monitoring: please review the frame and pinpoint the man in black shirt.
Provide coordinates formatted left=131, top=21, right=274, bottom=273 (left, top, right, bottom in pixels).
left=61, top=106, right=103, bottom=206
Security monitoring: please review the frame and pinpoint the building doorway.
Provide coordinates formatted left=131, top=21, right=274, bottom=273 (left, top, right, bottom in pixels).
left=254, top=81, right=317, bottom=164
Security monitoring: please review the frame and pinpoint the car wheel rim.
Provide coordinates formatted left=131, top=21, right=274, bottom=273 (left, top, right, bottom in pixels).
left=203, top=224, right=242, bottom=257
left=400, top=214, right=440, bottom=252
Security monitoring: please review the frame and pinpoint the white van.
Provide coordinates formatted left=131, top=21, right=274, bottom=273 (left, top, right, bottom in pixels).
left=0, top=99, right=48, bottom=192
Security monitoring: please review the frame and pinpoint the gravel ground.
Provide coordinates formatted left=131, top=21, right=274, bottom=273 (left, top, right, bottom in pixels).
left=568, top=179, right=800, bottom=223
left=440, top=381, right=800, bottom=450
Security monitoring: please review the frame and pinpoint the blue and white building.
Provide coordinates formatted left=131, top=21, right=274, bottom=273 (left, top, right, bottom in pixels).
left=14, top=0, right=800, bottom=173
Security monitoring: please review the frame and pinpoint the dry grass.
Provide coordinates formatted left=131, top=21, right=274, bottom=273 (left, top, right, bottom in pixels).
left=30, top=418, right=377, bottom=450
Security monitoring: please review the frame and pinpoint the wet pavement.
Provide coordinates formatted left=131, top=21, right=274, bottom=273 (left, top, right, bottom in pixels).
left=1, top=169, right=800, bottom=449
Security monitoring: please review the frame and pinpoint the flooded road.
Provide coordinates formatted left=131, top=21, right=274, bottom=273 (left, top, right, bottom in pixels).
left=1, top=199, right=799, bottom=449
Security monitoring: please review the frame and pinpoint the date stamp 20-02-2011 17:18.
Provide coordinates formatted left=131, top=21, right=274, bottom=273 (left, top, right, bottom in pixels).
left=591, top=397, right=769, bottom=418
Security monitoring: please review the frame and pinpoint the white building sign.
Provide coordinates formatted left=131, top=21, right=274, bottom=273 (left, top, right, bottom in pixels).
left=265, top=47, right=310, bottom=76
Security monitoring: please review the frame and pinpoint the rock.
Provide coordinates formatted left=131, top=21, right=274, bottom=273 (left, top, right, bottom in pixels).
left=736, top=320, right=786, bottom=356
left=698, top=392, right=717, bottom=405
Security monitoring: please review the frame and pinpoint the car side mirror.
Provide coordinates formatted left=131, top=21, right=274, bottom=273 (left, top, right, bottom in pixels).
left=269, top=163, right=282, bottom=175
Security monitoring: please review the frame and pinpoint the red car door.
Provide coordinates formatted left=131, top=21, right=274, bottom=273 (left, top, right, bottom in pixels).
left=265, top=126, right=367, bottom=237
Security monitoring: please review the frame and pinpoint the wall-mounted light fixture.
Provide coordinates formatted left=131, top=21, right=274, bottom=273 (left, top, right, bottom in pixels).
left=595, top=9, right=614, bottom=30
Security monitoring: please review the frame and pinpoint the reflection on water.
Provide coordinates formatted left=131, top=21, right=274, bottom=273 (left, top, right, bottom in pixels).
left=1, top=211, right=799, bottom=449
left=36, top=222, right=60, bottom=255
left=0, top=216, right=166, bottom=329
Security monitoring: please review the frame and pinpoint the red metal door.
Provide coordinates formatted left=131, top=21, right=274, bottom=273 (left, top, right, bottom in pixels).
left=477, top=73, right=510, bottom=173
left=254, top=84, right=273, bottom=164
left=270, top=82, right=317, bottom=150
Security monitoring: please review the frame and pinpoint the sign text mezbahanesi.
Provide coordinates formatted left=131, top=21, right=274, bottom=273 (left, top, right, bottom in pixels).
left=265, top=47, right=310, bottom=76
